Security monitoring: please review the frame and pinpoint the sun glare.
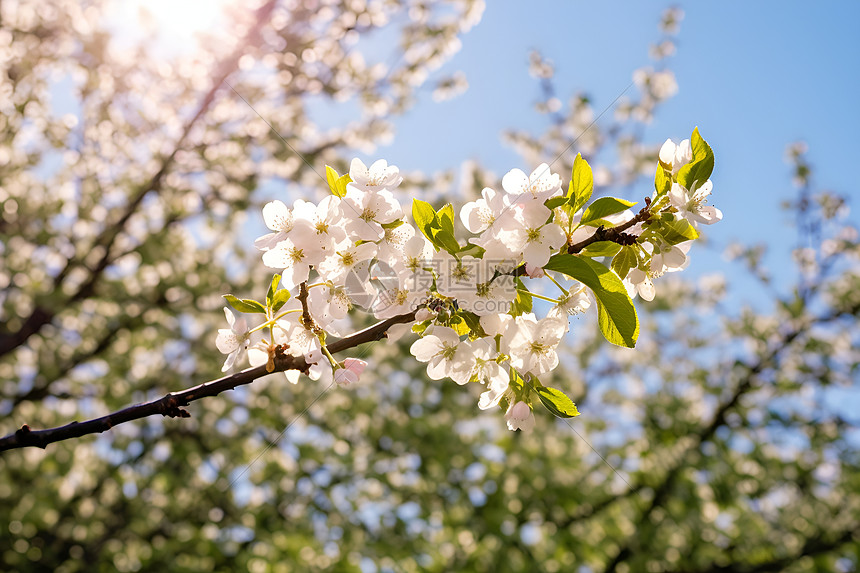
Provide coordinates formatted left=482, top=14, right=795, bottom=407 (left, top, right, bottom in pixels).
left=108, top=0, right=234, bottom=54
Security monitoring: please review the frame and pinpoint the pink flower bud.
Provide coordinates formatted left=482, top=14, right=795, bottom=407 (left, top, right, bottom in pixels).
left=343, top=358, right=367, bottom=376
left=525, top=263, right=545, bottom=279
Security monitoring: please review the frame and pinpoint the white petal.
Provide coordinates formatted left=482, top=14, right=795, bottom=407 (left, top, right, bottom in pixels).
left=262, top=200, right=292, bottom=232
left=410, top=336, right=442, bottom=363
left=658, top=139, right=676, bottom=166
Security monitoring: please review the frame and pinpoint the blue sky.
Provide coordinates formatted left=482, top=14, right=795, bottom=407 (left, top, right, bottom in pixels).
left=370, top=1, right=860, bottom=305
left=110, top=0, right=860, bottom=304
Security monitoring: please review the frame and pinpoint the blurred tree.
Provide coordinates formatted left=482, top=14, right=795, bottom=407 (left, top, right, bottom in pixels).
left=1, top=1, right=858, bottom=572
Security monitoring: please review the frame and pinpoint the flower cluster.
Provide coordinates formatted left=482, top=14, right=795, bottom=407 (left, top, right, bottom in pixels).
left=216, top=128, right=720, bottom=431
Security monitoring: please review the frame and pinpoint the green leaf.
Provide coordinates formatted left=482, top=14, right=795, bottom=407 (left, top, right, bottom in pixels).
left=544, top=196, right=568, bottom=210
left=611, top=245, right=638, bottom=281
left=412, top=199, right=438, bottom=245
left=458, top=242, right=486, bottom=257
left=655, top=164, right=672, bottom=195
left=580, top=197, right=637, bottom=227
left=266, top=274, right=281, bottom=309
left=458, top=311, right=487, bottom=339
left=381, top=219, right=405, bottom=229
left=437, top=204, right=456, bottom=236
left=579, top=241, right=622, bottom=258
left=449, top=315, right=470, bottom=336
left=271, top=289, right=291, bottom=313
left=510, top=277, right=532, bottom=317
left=536, top=386, right=580, bottom=418
left=543, top=254, right=639, bottom=347
left=326, top=165, right=339, bottom=193
left=432, top=228, right=460, bottom=255
left=224, top=295, right=267, bottom=314
left=509, top=368, right=525, bottom=392
left=325, top=166, right=351, bottom=198
left=677, top=127, right=714, bottom=191
left=660, top=218, right=700, bottom=245
left=568, top=154, right=593, bottom=214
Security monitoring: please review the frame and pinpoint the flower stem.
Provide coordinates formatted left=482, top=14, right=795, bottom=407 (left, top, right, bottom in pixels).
left=545, top=273, right=569, bottom=296
left=248, top=309, right=302, bottom=335
left=516, top=288, right=559, bottom=304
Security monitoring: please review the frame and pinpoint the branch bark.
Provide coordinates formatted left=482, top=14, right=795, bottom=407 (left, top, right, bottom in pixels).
left=0, top=310, right=417, bottom=452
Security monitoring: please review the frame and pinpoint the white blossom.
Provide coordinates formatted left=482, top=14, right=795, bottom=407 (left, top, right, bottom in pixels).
left=507, top=315, right=567, bottom=376
left=505, top=400, right=535, bottom=432
left=348, top=158, right=403, bottom=192
left=502, top=163, right=562, bottom=204
left=669, top=180, right=722, bottom=227
left=409, top=326, right=472, bottom=383
left=215, top=307, right=250, bottom=372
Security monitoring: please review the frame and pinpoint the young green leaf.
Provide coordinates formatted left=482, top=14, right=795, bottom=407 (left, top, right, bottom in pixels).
left=611, top=245, right=638, bottom=281
left=543, top=253, right=639, bottom=347
left=544, top=196, right=568, bottom=210
left=579, top=241, right=622, bottom=258
left=412, top=199, right=438, bottom=245
left=660, top=218, right=700, bottom=245
left=437, top=204, right=456, bottom=236
left=654, top=164, right=672, bottom=195
left=510, top=277, right=533, bottom=316
left=536, top=386, right=580, bottom=418
left=568, top=154, right=594, bottom=214
left=676, top=127, right=714, bottom=191
left=432, top=228, right=461, bottom=255
left=458, top=242, right=486, bottom=257
left=271, top=289, right=292, bottom=313
left=224, top=295, right=267, bottom=314
left=325, top=165, right=352, bottom=197
left=580, top=197, right=637, bottom=227
left=266, top=274, right=281, bottom=309
left=335, top=173, right=351, bottom=197
left=458, top=311, right=487, bottom=339
left=326, top=165, right=340, bottom=194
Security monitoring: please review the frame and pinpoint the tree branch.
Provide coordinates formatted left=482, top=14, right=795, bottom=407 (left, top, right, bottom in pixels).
left=511, top=199, right=653, bottom=277
left=567, top=203, right=652, bottom=254
left=0, top=0, right=279, bottom=359
left=0, top=310, right=417, bottom=452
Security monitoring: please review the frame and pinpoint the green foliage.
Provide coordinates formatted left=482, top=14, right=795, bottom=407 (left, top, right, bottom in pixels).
left=223, top=294, right=267, bottom=314
left=1, top=4, right=857, bottom=573
left=660, top=217, right=700, bottom=245
left=325, top=165, right=351, bottom=198
left=535, top=385, right=580, bottom=418
left=567, top=153, right=594, bottom=214
left=611, top=245, right=639, bottom=281
left=510, top=277, right=533, bottom=317
left=677, top=127, right=715, bottom=191
left=266, top=274, right=292, bottom=313
left=412, top=198, right=461, bottom=255
left=544, top=254, right=639, bottom=348
left=654, top=163, right=672, bottom=195
left=580, top=197, right=638, bottom=227
left=579, top=240, right=622, bottom=258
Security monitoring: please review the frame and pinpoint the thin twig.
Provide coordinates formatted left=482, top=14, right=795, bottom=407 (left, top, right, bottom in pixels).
left=0, top=310, right=417, bottom=452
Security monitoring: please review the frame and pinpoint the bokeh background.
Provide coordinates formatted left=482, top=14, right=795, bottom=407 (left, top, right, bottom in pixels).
left=1, top=1, right=858, bottom=571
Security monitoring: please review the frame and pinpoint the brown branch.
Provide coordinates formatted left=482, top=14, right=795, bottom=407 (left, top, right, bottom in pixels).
left=0, top=0, right=278, bottom=360
left=511, top=199, right=654, bottom=278
left=297, top=281, right=317, bottom=333
left=567, top=203, right=652, bottom=254
left=0, top=309, right=417, bottom=452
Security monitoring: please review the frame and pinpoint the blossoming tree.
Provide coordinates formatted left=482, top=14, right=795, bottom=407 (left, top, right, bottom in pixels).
left=0, top=128, right=721, bottom=448
left=2, top=2, right=859, bottom=572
